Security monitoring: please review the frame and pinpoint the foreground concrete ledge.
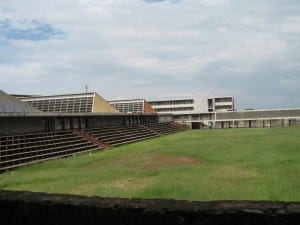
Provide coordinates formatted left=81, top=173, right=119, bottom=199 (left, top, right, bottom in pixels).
left=0, top=190, right=299, bottom=225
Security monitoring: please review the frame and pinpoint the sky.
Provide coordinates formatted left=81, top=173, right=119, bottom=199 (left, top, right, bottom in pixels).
left=0, top=0, right=299, bottom=110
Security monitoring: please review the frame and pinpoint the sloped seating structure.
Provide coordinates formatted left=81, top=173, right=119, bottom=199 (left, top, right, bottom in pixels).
left=0, top=131, right=99, bottom=171
left=0, top=122, right=185, bottom=172
left=143, top=122, right=186, bottom=135
left=83, top=124, right=159, bottom=146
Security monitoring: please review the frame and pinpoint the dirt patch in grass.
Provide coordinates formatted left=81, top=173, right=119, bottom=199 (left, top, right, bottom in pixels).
left=140, top=153, right=203, bottom=171
left=87, top=152, right=203, bottom=171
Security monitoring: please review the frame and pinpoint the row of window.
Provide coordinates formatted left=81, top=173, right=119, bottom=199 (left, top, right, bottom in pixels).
left=25, top=97, right=93, bottom=104
left=24, top=98, right=94, bottom=113
left=214, top=97, right=233, bottom=103
left=29, top=102, right=93, bottom=108
left=155, top=107, right=194, bottom=112
left=215, top=105, right=233, bottom=110
left=110, top=103, right=144, bottom=113
left=150, top=98, right=232, bottom=106
left=150, top=99, right=194, bottom=106
left=45, top=106, right=92, bottom=111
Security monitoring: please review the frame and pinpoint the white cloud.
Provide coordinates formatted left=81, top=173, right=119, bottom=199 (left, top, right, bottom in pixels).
left=0, top=62, right=43, bottom=81
left=0, top=0, right=299, bottom=109
left=280, top=16, right=300, bottom=33
left=199, top=0, right=229, bottom=7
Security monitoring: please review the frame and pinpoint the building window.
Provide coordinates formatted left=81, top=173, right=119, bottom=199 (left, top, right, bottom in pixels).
left=215, top=105, right=232, bottom=110
left=215, top=97, right=232, bottom=103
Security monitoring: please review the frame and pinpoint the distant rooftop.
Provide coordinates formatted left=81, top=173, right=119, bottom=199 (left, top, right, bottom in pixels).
left=17, top=92, right=119, bottom=114
left=18, top=92, right=96, bottom=100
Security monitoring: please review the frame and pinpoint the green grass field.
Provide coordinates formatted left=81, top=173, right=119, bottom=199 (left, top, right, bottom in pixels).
left=0, top=127, right=299, bottom=201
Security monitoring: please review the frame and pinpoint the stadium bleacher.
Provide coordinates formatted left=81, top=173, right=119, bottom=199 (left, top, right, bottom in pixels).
left=83, top=124, right=158, bottom=146
left=0, top=122, right=185, bottom=172
left=143, top=122, right=186, bottom=135
left=0, top=130, right=99, bottom=171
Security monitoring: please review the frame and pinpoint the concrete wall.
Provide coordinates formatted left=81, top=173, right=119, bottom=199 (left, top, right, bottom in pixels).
left=0, top=117, right=46, bottom=135
left=0, top=190, right=299, bottom=225
left=158, top=114, right=173, bottom=123
left=0, top=114, right=159, bottom=135
left=0, top=90, right=40, bottom=113
left=87, top=116, right=123, bottom=128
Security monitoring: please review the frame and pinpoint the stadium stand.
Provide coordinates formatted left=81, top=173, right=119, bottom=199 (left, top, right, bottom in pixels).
left=0, top=131, right=99, bottom=171
left=83, top=122, right=184, bottom=146
left=1, top=89, right=187, bottom=171
left=0, top=122, right=185, bottom=171
left=84, top=124, right=158, bottom=146
left=143, top=122, right=186, bottom=135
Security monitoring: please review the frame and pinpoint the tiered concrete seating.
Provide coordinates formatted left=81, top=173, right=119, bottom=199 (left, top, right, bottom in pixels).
left=0, top=122, right=185, bottom=171
left=0, top=131, right=99, bottom=171
left=143, top=122, right=185, bottom=135
left=84, top=124, right=158, bottom=146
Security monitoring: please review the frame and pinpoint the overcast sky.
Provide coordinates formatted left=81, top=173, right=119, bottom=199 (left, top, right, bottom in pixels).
left=0, top=0, right=299, bottom=109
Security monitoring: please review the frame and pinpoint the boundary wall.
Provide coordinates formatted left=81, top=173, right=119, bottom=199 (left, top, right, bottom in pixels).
left=0, top=190, right=299, bottom=225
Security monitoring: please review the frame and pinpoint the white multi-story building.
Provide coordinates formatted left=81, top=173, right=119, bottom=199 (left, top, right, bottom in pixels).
left=148, top=96, right=234, bottom=128
left=149, top=96, right=234, bottom=114
left=149, top=96, right=300, bottom=129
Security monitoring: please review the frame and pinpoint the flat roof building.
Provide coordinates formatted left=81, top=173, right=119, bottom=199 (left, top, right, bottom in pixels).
left=149, top=96, right=234, bottom=115
left=149, top=96, right=299, bottom=128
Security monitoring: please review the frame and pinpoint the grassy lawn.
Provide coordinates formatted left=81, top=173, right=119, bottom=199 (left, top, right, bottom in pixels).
left=0, top=127, right=299, bottom=201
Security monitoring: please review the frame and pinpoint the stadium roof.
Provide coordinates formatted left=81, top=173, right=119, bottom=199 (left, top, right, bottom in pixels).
left=19, top=92, right=119, bottom=114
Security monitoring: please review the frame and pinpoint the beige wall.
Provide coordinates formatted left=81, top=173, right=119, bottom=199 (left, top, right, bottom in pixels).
left=93, top=93, right=119, bottom=113
left=144, top=100, right=157, bottom=113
